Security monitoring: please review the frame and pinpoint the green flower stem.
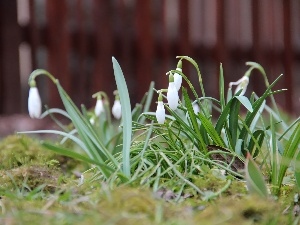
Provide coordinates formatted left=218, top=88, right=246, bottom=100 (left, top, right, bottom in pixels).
left=245, top=62, right=280, bottom=116
left=28, top=69, right=58, bottom=86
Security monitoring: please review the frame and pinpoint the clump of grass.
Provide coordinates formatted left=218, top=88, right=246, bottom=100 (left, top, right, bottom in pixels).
left=20, top=56, right=300, bottom=202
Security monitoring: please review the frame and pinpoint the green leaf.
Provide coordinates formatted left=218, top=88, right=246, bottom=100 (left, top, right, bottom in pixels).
left=229, top=98, right=241, bottom=148
left=239, top=75, right=283, bottom=152
left=219, top=63, right=225, bottom=110
left=235, top=96, right=253, bottom=112
left=294, top=150, right=300, bottom=190
left=182, top=88, right=207, bottom=152
left=276, top=123, right=300, bottom=195
left=248, top=130, right=265, bottom=157
left=198, top=113, right=225, bottom=147
left=245, top=153, right=268, bottom=198
left=42, top=142, right=114, bottom=176
left=112, top=57, right=132, bottom=178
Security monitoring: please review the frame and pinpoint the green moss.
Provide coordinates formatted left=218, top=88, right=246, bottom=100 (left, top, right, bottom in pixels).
left=0, top=135, right=54, bottom=170
left=0, top=164, right=64, bottom=193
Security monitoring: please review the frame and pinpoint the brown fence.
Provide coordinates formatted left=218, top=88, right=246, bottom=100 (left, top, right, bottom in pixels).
left=0, top=0, right=299, bottom=115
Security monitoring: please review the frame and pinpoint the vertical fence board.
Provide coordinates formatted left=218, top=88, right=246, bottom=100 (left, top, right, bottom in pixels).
left=135, top=0, right=154, bottom=101
left=46, top=0, right=71, bottom=107
left=73, top=0, right=89, bottom=104
left=0, top=0, right=21, bottom=114
left=158, top=0, right=170, bottom=90
left=92, top=0, right=114, bottom=100
left=283, top=0, right=293, bottom=112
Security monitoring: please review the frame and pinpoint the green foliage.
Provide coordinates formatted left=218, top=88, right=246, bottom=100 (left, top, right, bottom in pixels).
left=21, top=56, right=300, bottom=200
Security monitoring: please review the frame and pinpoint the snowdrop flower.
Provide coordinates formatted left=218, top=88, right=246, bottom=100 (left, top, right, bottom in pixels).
left=28, top=82, right=42, bottom=119
left=229, top=75, right=249, bottom=96
left=94, top=98, right=104, bottom=116
left=192, top=102, right=200, bottom=114
left=167, top=73, right=179, bottom=110
left=89, top=116, right=95, bottom=125
left=112, top=93, right=122, bottom=119
left=173, top=60, right=183, bottom=91
left=156, top=100, right=166, bottom=124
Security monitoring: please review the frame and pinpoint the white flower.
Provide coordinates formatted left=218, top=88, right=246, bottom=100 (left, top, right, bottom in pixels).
left=90, top=116, right=95, bottom=125
left=174, top=68, right=182, bottom=91
left=94, top=99, right=104, bottom=116
left=112, top=99, right=122, bottom=119
left=192, top=102, right=200, bottom=114
left=229, top=76, right=249, bottom=96
left=156, top=101, right=165, bottom=124
left=167, top=82, right=179, bottom=110
left=28, top=87, right=42, bottom=119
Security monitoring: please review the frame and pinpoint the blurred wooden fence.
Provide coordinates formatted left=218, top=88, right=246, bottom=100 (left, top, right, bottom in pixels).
left=0, top=0, right=299, bottom=115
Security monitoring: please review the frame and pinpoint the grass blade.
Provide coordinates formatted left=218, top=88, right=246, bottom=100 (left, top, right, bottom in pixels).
left=245, top=153, right=268, bottom=198
left=112, top=57, right=132, bottom=178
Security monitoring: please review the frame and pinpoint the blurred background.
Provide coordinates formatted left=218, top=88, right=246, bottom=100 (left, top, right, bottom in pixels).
left=0, top=0, right=300, bottom=117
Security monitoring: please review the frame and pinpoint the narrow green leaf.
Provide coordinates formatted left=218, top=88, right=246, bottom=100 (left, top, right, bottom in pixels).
left=235, top=96, right=253, bottom=112
left=198, top=113, right=225, bottom=147
left=276, top=123, right=300, bottom=195
left=182, top=88, right=207, bottom=152
left=248, top=130, right=265, bottom=157
left=245, top=153, right=268, bottom=198
left=229, top=98, right=241, bottom=148
left=42, top=142, right=114, bottom=177
left=112, top=57, right=132, bottom=178
left=294, top=150, right=300, bottom=190
left=219, top=63, right=225, bottom=110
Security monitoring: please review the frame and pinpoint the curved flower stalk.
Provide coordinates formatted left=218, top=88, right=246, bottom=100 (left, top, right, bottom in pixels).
left=229, top=75, right=249, bottom=96
left=173, top=60, right=183, bottom=91
left=28, top=83, right=42, bottom=119
left=156, top=92, right=165, bottom=124
left=112, top=91, right=122, bottom=119
left=167, top=73, right=179, bottom=110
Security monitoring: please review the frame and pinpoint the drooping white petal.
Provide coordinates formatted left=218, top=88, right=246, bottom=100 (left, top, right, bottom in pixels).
left=174, top=68, right=182, bottom=91
left=112, top=99, right=122, bottom=119
left=167, top=82, right=179, bottom=110
left=156, top=101, right=165, bottom=124
left=229, top=76, right=249, bottom=96
left=94, top=99, right=104, bottom=116
left=28, top=87, right=42, bottom=119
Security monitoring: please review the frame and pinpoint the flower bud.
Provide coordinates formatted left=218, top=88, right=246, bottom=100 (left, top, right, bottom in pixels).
left=156, top=101, right=165, bottom=124
left=112, top=99, right=122, bottom=119
left=193, top=103, right=200, bottom=114
left=28, top=87, right=42, bottom=119
left=173, top=60, right=183, bottom=91
left=167, top=74, right=179, bottom=110
left=94, top=99, right=104, bottom=116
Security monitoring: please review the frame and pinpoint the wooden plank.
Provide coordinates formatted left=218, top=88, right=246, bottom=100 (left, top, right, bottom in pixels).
left=158, top=0, right=170, bottom=90
left=28, top=0, right=39, bottom=69
left=73, top=0, right=89, bottom=105
left=0, top=0, right=21, bottom=114
left=282, top=0, right=294, bottom=113
left=116, top=0, right=132, bottom=97
left=179, top=0, right=191, bottom=78
left=46, top=0, right=71, bottom=107
left=92, top=0, right=114, bottom=101
left=135, top=0, right=154, bottom=102
left=251, top=0, right=265, bottom=96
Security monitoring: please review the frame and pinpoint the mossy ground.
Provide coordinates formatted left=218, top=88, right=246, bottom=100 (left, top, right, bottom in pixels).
left=0, top=135, right=299, bottom=224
